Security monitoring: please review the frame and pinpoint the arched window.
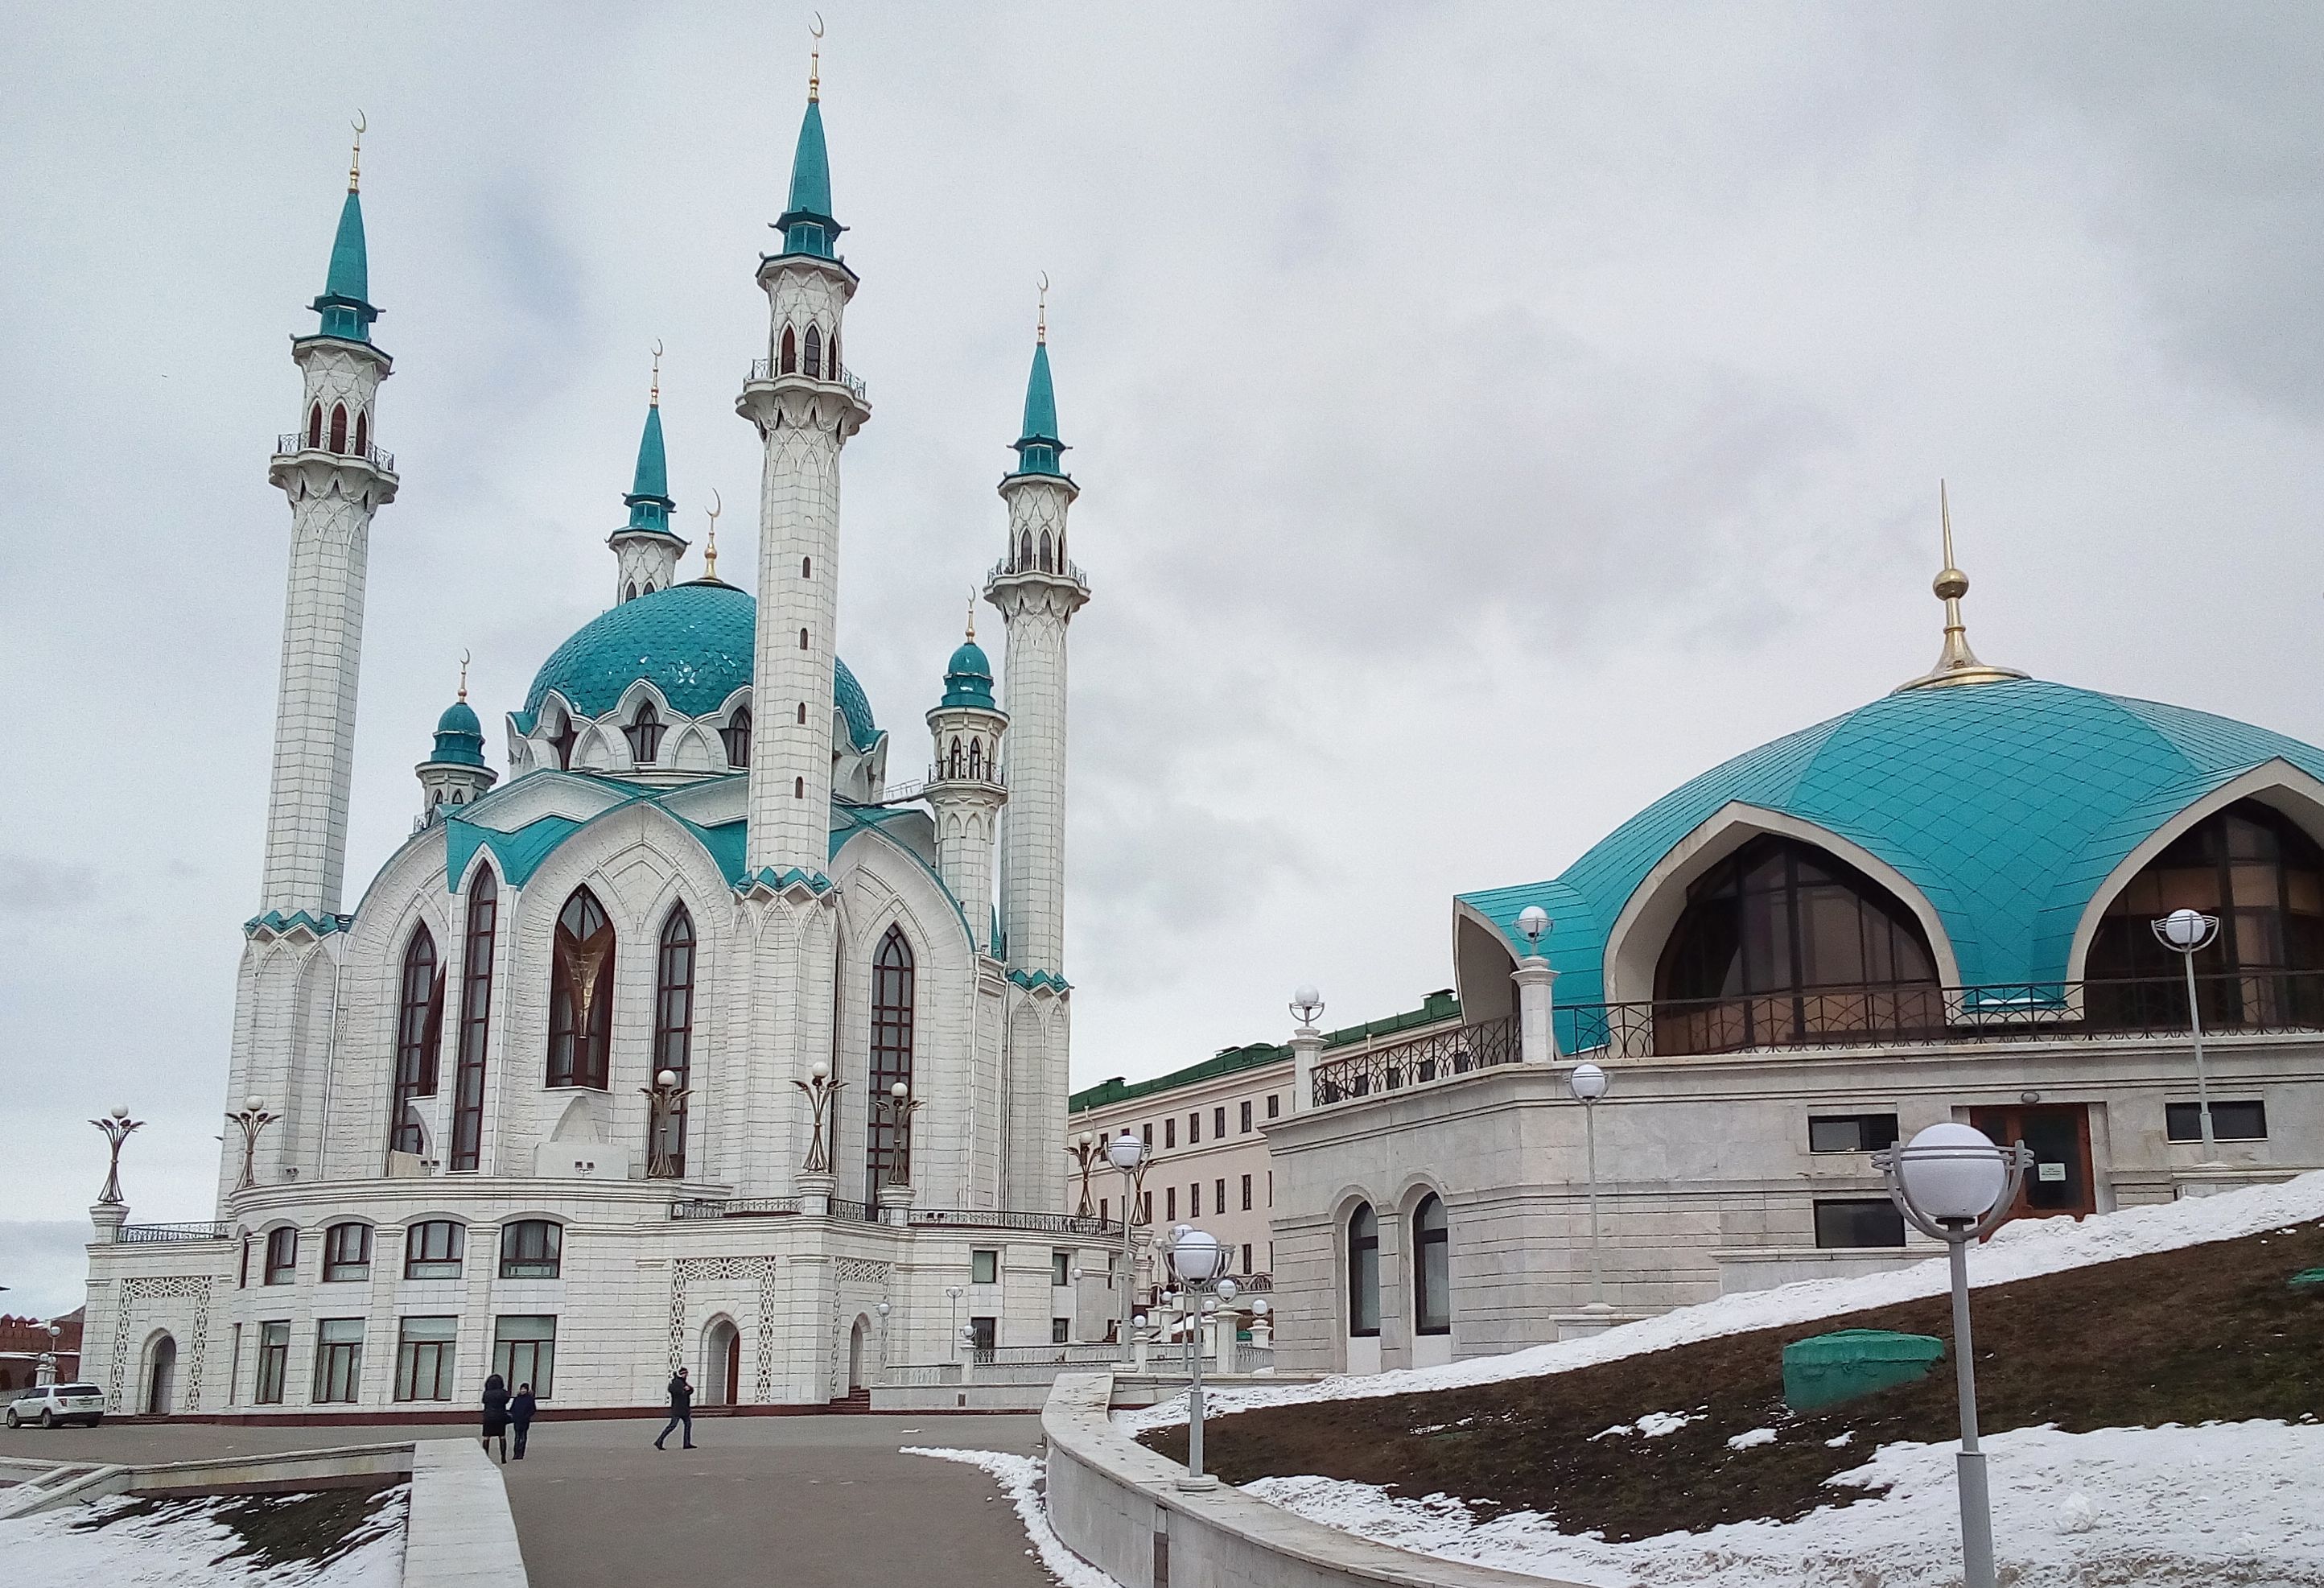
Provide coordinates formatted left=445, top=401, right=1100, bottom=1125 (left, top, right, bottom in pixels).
left=390, top=925, right=443, bottom=1157
left=653, top=907, right=696, bottom=1175
left=353, top=409, right=368, bottom=456
left=722, top=707, right=752, bottom=767
left=798, top=628, right=810, bottom=650
left=1412, top=1194, right=1449, bottom=1335
left=828, top=332, right=840, bottom=377
left=864, top=926, right=916, bottom=1201
left=547, top=888, right=615, bottom=1089
left=794, top=776, right=806, bottom=799
left=624, top=701, right=664, bottom=764
left=1346, top=1203, right=1380, bottom=1338
left=796, top=702, right=807, bottom=724
left=802, top=556, right=813, bottom=579
left=948, top=736, right=964, bottom=778
left=328, top=402, right=348, bottom=453
left=967, top=738, right=983, bottom=781
left=2087, top=798, right=2324, bottom=1029
left=404, top=1220, right=464, bottom=1278
left=449, top=868, right=498, bottom=1171
left=804, top=324, right=823, bottom=380
left=307, top=402, right=323, bottom=449
left=780, top=324, right=797, bottom=374
left=1038, top=530, right=1054, bottom=572
left=548, top=712, right=578, bottom=772
left=1019, top=531, right=1033, bottom=571
left=1652, top=835, right=1939, bottom=1055
left=323, top=1221, right=373, bottom=1281
left=624, top=581, right=637, bottom=603
left=643, top=581, right=653, bottom=596
left=499, top=1219, right=562, bottom=1278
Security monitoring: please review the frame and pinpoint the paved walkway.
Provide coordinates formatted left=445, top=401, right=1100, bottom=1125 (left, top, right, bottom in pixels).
left=0, top=1412, right=1060, bottom=1587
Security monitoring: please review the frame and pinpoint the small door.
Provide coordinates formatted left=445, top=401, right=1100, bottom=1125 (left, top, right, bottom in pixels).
left=848, top=1318, right=867, bottom=1393
left=1968, top=1103, right=2095, bottom=1219
left=722, top=1329, right=740, bottom=1404
left=146, top=1335, right=178, bottom=1415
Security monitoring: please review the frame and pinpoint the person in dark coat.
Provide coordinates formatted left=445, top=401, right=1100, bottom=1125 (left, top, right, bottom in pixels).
left=509, top=1383, right=537, bottom=1460
left=480, top=1373, right=511, bottom=1464
left=654, top=1367, right=694, bottom=1450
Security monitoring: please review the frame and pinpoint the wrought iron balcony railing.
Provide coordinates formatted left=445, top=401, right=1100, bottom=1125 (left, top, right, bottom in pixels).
left=911, top=1207, right=1116, bottom=1237
left=985, top=555, right=1090, bottom=588
left=1312, top=1014, right=1518, bottom=1106
left=114, top=1221, right=234, bottom=1244
left=275, top=434, right=395, bottom=472
left=744, top=359, right=868, bottom=402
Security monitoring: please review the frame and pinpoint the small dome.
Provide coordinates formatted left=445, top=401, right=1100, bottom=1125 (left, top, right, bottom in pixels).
left=941, top=638, right=996, bottom=710
left=429, top=697, right=487, bottom=769
left=436, top=699, right=482, bottom=737
left=524, top=582, right=878, bottom=750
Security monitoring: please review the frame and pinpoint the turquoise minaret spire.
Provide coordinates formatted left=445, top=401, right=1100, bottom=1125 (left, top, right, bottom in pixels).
left=310, top=129, right=379, bottom=342
left=774, top=43, right=843, bottom=259
left=609, top=348, right=687, bottom=602
left=1012, top=297, right=1065, bottom=477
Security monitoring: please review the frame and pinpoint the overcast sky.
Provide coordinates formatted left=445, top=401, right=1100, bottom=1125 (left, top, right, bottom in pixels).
left=4, top=4, right=2321, bottom=1314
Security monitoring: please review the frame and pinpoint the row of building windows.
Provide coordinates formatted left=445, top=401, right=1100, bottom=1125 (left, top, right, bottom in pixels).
left=239, top=1313, right=558, bottom=1405
left=1131, top=1094, right=1281, bottom=1157
left=303, top=399, right=369, bottom=457
left=248, top=1219, right=562, bottom=1285
left=1346, top=1195, right=1450, bottom=1338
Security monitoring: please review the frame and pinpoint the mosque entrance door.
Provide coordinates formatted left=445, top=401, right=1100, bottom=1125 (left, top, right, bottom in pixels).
left=1968, top=1103, right=2095, bottom=1220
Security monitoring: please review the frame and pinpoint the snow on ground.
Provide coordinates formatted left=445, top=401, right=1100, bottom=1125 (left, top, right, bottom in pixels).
left=900, top=1446, right=1124, bottom=1588
left=1246, top=1419, right=2324, bottom=1587
left=0, top=1488, right=405, bottom=1588
left=1121, top=1170, right=2324, bottom=1434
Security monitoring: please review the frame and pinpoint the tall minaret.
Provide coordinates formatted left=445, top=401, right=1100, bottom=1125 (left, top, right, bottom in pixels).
left=258, top=132, right=398, bottom=922
left=925, top=611, right=1008, bottom=953
left=608, top=350, right=685, bottom=603
left=987, top=306, right=1087, bottom=974
left=737, top=54, right=871, bottom=883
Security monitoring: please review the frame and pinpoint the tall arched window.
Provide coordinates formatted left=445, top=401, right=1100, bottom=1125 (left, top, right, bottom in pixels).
left=547, top=888, right=615, bottom=1089
left=549, top=711, right=578, bottom=772
left=1346, top=1203, right=1380, bottom=1338
left=948, top=736, right=964, bottom=778
left=1412, top=1194, right=1449, bottom=1335
left=353, top=409, right=368, bottom=456
left=780, top=324, right=797, bottom=374
left=804, top=324, right=823, bottom=380
left=798, top=628, right=810, bottom=650
left=390, top=925, right=443, bottom=1157
left=624, top=701, right=664, bottom=764
left=795, top=776, right=806, bottom=799
left=722, top=707, right=752, bottom=767
left=967, top=738, right=983, bottom=781
left=307, top=402, right=323, bottom=449
left=449, top=868, right=498, bottom=1171
left=1653, top=835, right=1939, bottom=1054
left=328, top=402, right=348, bottom=453
left=828, top=332, right=840, bottom=377
left=802, top=556, right=813, bottom=579
left=653, top=906, right=697, bottom=1176
left=796, top=702, right=807, bottom=724
left=1019, top=531, right=1033, bottom=571
left=1038, top=530, right=1054, bottom=572
left=2087, top=798, right=2324, bottom=1029
left=863, top=926, right=916, bottom=1201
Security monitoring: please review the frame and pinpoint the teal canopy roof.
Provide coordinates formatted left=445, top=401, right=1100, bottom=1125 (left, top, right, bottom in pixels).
left=309, top=189, right=378, bottom=342
left=428, top=699, right=486, bottom=768
left=1460, top=677, right=2324, bottom=1008
left=940, top=637, right=996, bottom=709
left=521, top=580, right=878, bottom=749
left=620, top=402, right=675, bottom=536
left=1012, top=341, right=1065, bottom=476
left=775, top=97, right=842, bottom=259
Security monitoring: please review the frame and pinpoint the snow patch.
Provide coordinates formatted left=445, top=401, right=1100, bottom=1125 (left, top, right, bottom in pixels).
left=1725, top=1427, right=1778, bottom=1451
left=1594, top=1410, right=1702, bottom=1441
left=0, top=1488, right=405, bottom=1588
left=900, top=1446, right=1124, bottom=1588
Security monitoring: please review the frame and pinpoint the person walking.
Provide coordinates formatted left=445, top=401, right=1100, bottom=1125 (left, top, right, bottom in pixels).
left=654, top=1366, right=694, bottom=1450
left=509, top=1382, right=537, bottom=1460
left=480, top=1372, right=511, bottom=1464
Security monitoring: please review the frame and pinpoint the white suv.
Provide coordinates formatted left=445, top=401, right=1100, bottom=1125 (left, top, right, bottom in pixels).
left=6, top=1384, right=105, bottom=1429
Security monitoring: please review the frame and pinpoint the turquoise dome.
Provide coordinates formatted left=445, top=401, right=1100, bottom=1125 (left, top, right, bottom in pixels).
left=521, top=580, right=879, bottom=752
left=940, top=637, right=996, bottom=709
left=429, top=698, right=486, bottom=768
left=1462, top=677, right=2324, bottom=1003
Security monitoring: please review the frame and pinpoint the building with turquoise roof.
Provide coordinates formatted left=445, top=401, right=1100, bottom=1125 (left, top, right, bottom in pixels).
left=82, top=61, right=1123, bottom=1421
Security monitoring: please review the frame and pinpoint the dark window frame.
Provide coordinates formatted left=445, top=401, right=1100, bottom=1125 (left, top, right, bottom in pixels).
left=2165, top=1099, right=2267, bottom=1142
left=1807, top=1112, right=1901, bottom=1154
left=450, top=868, right=498, bottom=1170
left=312, top=1318, right=364, bottom=1404
left=322, top=1222, right=373, bottom=1282
left=546, top=887, right=616, bottom=1091
left=863, top=926, right=917, bottom=1200
left=254, top=1321, right=290, bottom=1404
left=1347, top=1203, right=1381, bottom=1337
left=394, top=1316, right=458, bottom=1402
left=404, top=1221, right=465, bottom=1279
left=971, top=1249, right=999, bottom=1285
left=721, top=707, right=752, bottom=767
left=263, top=1226, right=299, bottom=1285
left=492, top=1315, right=558, bottom=1400
left=498, top=1219, right=563, bottom=1279
left=1813, top=1198, right=1907, bottom=1249
left=390, top=925, right=443, bottom=1157
left=652, top=906, right=697, bottom=1173
left=624, top=700, right=664, bottom=764
left=1413, top=1194, right=1450, bottom=1335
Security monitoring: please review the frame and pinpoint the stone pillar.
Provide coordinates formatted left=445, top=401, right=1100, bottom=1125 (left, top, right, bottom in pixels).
left=1514, top=955, right=1558, bottom=1064
left=90, top=1202, right=128, bottom=1242
left=1288, top=1025, right=1324, bottom=1112
left=876, top=1181, right=915, bottom=1228
left=797, top=1170, right=835, bottom=1217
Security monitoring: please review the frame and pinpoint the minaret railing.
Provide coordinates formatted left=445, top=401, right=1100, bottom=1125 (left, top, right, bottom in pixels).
left=275, top=434, right=395, bottom=472
left=745, top=358, right=867, bottom=402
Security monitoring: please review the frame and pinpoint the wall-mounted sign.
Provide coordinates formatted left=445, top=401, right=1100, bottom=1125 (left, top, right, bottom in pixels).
left=2037, top=1161, right=2067, bottom=1182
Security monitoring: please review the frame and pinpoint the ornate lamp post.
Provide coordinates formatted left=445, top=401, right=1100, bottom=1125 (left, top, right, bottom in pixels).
left=1568, top=1062, right=1610, bottom=1312
left=791, top=1059, right=845, bottom=1173
left=1104, top=1130, right=1150, bottom=1359
left=1065, top=1130, right=1103, bottom=1218
left=1166, top=1226, right=1227, bottom=1490
left=875, top=1082, right=925, bottom=1186
left=641, top=1068, right=691, bottom=1179
left=90, top=1106, right=142, bottom=1204
left=2153, top=908, right=2223, bottom=1163
left=225, top=1096, right=279, bottom=1193
left=1873, top=1122, right=2031, bottom=1588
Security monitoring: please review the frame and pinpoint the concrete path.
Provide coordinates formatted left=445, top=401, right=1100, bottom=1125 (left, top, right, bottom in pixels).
left=0, top=1413, right=1061, bottom=1588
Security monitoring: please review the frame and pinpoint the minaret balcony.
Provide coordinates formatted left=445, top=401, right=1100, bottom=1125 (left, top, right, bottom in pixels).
left=275, top=433, right=397, bottom=475
left=746, top=357, right=868, bottom=404
left=985, top=554, right=1090, bottom=594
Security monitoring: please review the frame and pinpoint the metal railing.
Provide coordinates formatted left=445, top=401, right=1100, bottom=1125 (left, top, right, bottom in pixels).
left=985, top=555, right=1090, bottom=588
left=1560, top=970, right=2324, bottom=1060
left=910, top=1208, right=1116, bottom=1237
left=275, top=434, right=395, bottom=472
left=669, top=1197, right=803, bottom=1220
left=114, top=1222, right=234, bottom=1244
left=1312, top=1014, right=1518, bottom=1105
left=745, top=359, right=868, bottom=402
left=968, top=1343, right=1123, bottom=1367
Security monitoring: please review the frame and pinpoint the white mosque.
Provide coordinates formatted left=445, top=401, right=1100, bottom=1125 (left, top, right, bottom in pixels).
left=80, top=72, right=1115, bottom=1417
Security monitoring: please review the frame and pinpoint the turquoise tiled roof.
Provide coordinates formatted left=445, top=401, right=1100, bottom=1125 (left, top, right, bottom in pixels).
left=775, top=98, right=842, bottom=259
left=1012, top=340, right=1065, bottom=476
left=940, top=637, right=996, bottom=709
left=1461, top=678, right=2324, bottom=1008
left=522, top=580, right=878, bottom=750
left=428, top=699, right=487, bottom=768
left=309, top=189, right=379, bottom=342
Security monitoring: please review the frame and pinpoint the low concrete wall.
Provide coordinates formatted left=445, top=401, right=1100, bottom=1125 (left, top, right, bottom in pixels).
left=1, top=1442, right=416, bottom=1517
left=405, top=1439, right=529, bottom=1588
left=1041, top=1372, right=1588, bottom=1588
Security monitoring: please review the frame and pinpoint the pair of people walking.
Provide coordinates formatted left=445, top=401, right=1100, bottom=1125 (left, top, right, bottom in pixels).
left=479, top=1373, right=536, bottom=1462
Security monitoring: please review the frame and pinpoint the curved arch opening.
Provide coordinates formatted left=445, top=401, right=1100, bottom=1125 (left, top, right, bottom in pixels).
left=1346, top=1202, right=1380, bottom=1338
left=779, top=325, right=797, bottom=375
left=546, top=887, right=614, bottom=1089
left=1411, top=1193, right=1448, bottom=1336
left=144, top=1333, right=178, bottom=1415
left=652, top=905, right=697, bottom=1174
left=863, top=926, right=916, bottom=1201
left=390, top=923, right=443, bottom=1158
left=701, top=1316, right=741, bottom=1404
left=328, top=402, right=348, bottom=453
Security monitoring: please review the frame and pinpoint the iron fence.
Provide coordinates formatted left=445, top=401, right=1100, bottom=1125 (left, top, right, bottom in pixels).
left=745, top=358, right=868, bottom=401
left=1311, top=1014, right=1518, bottom=1106
left=669, top=1197, right=803, bottom=1220
left=275, top=435, right=395, bottom=472
left=910, top=1208, right=1115, bottom=1237
left=113, top=1222, right=233, bottom=1244
left=984, top=555, right=1090, bottom=589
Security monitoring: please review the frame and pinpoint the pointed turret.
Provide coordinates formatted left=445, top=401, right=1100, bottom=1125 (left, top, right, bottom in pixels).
left=416, top=660, right=497, bottom=823
left=610, top=354, right=686, bottom=602
left=927, top=606, right=1008, bottom=954
left=774, top=79, right=843, bottom=260
left=310, top=149, right=380, bottom=342
left=1012, top=340, right=1066, bottom=478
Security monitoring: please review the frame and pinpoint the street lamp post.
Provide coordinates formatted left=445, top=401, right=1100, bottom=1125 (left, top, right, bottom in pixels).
left=90, top=1107, right=142, bottom=1205
left=1104, top=1131, right=1149, bottom=1359
left=641, top=1068, right=691, bottom=1179
left=945, top=1285, right=966, bottom=1361
left=790, top=1058, right=844, bottom=1174
left=225, top=1097, right=279, bottom=1193
left=876, top=1082, right=925, bottom=1186
left=1873, top=1122, right=2031, bottom=1588
left=2153, top=908, right=2223, bottom=1162
left=1568, top=1062, right=1610, bottom=1312
left=1065, top=1131, right=1103, bottom=1218
left=1167, top=1226, right=1226, bottom=1490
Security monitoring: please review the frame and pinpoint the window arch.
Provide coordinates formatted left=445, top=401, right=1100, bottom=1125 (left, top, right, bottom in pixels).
left=1038, top=530, right=1054, bottom=572
left=624, top=581, right=637, bottom=603
left=352, top=409, right=368, bottom=456
left=390, top=924, right=443, bottom=1157
left=948, top=736, right=964, bottom=778
left=2087, top=798, right=2324, bottom=1029
left=863, top=926, right=916, bottom=1201
left=624, top=700, right=664, bottom=764
left=828, top=331, right=840, bottom=377
left=642, top=581, right=653, bottom=596
left=547, top=888, right=615, bottom=1089
left=967, top=738, right=983, bottom=781
left=1412, top=1194, right=1449, bottom=1335
left=1346, top=1202, right=1380, bottom=1338
left=1019, top=531, right=1033, bottom=571
left=796, top=702, right=807, bottom=724
left=328, top=402, right=348, bottom=453
left=499, top=1219, right=562, bottom=1278
left=449, top=868, right=498, bottom=1171
left=1652, top=835, right=1939, bottom=1054
left=804, top=324, right=823, bottom=380
left=323, top=1221, right=373, bottom=1281
left=722, top=706, right=752, bottom=767
left=795, top=776, right=806, bottom=799
left=653, top=906, right=697, bottom=1175
left=307, top=402, right=323, bottom=449
left=801, top=556, right=813, bottom=579
left=799, top=628, right=810, bottom=650
left=780, top=324, right=797, bottom=374
left=548, top=711, right=578, bottom=772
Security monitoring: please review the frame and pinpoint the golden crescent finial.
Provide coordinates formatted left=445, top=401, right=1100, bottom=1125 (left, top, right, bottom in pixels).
left=1036, top=273, right=1049, bottom=344
left=809, top=13, right=823, bottom=101
left=650, top=339, right=664, bottom=405
left=966, top=590, right=978, bottom=643
left=703, top=489, right=723, bottom=580
left=349, top=110, right=366, bottom=192
left=458, top=648, right=471, bottom=702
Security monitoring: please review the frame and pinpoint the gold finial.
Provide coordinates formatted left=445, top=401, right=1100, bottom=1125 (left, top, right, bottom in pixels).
left=349, top=110, right=366, bottom=193
left=809, top=13, right=823, bottom=101
left=966, top=591, right=978, bottom=643
left=703, top=489, right=722, bottom=581
left=1036, top=272, right=1049, bottom=346
left=649, top=339, right=663, bottom=406
left=458, top=649, right=471, bottom=702
left=1894, top=479, right=2026, bottom=692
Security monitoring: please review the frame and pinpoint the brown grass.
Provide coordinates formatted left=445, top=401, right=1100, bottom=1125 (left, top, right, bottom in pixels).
left=1142, top=1219, right=2324, bottom=1541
